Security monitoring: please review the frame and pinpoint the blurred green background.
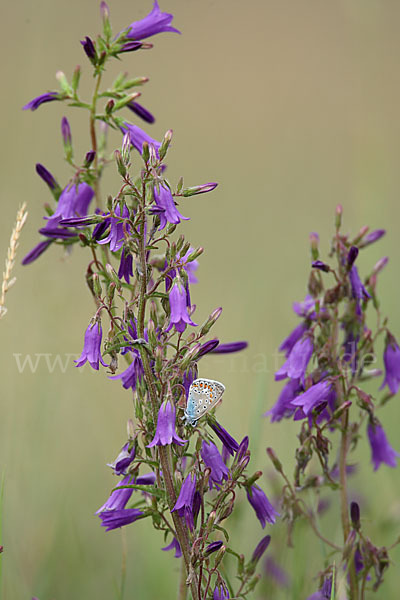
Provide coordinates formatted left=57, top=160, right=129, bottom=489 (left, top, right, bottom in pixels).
left=1, top=0, right=400, bottom=598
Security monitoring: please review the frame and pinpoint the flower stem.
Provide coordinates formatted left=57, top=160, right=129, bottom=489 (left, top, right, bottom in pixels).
left=178, top=558, right=188, bottom=600
left=136, top=193, right=199, bottom=600
left=90, top=71, right=103, bottom=209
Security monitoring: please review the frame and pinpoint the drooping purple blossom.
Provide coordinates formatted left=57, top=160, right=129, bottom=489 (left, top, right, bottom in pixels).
left=251, top=535, right=271, bottom=564
left=213, top=580, right=230, bottom=599
left=147, top=400, right=187, bottom=447
left=96, top=475, right=135, bottom=514
left=153, top=184, right=188, bottom=229
left=290, top=380, right=332, bottom=416
left=109, top=351, right=144, bottom=390
left=166, top=281, right=196, bottom=333
left=107, top=442, right=136, bottom=475
left=122, top=122, right=161, bottom=157
left=75, top=320, right=108, bottom=370
left=265, top=378, right=302, bottom=422
left=127, top=100, right=155, bottom=124
left=246, top=484, right=279, bottom=528
left=201, top=440, right=229, bottom=487
left=23, top=92, right=59, bottom=111
left=99, top=508, right=144, bottom=531
left=162, top=536, right=182, bottom=558
left=123, top=1, right=180, bottom=41
left=21, top=240, right=53, bottom=265
left=275, top=335, right=313, bottom=382
left=35, top=163, right=59, bottom=192
left=208, top=420, right=239, bottom=456
left=367, top=422, right=399, bottom=471
left=171, top=472, right=196, bottom=530
left=380, top=336, right=400, bottom=395
left=48, top=182, right=94, bottom=224
left=278, top=322, right=308, bottom=357
left=118, top=248, right=133, bottom=283
left=97, top=204, right=130, bottom=252
left=210, top=341, right=248, bottom=354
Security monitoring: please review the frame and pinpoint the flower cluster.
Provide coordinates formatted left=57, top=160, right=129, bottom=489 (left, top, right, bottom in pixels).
left=22, top=3, right=277, bottom=599
left=265, top=207, right=399, bottom=596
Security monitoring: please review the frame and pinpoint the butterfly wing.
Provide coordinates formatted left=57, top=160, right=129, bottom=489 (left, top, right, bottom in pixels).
left=184, top=378, right=225, bottom=426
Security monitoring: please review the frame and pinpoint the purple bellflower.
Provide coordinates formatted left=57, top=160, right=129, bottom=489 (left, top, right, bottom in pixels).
left=380, top=336, right=400, bottom=395
left=290, top=380, right=332, bottom=416
left=278, top=322, right=308, bottom=357
left=367, top=422, right=399, bottom=471
left=127, top=100, right=155, bottom=124
left=75, top=320, right=108, bottom=370
left=124, top=1, right=180, bottom=41
left=109, top=351, right=144, bottom=391
left=147, top=400, right=187, bottom=447
left=153, top=184, right=188, bottom=229
left=265, top=378, right=301, bottom=422
left=97, top=204, right=130, bottom=252
left=162, top=536, right=182, bottom=558
left=275, top=335, right=313, bottom=382
left=171, top=472, right=196, bottom=530
left=96, top=475, right=134, bottom=514
left=122, top=122, right=161, bottom=157
left=292, top=295, right=316, bottom=317
left=167, top=281, right=197, bottom=333
left=118, top=248, right=133, bottom=283
left=210, top=341, right=248, bottom=354
left=213, top=580, right=230, bottom=600
left=107, top=442, right=136, bottom=475
left=99, top=508, right=144, bottom=531
left=246, top=484, right=279, bottom=528
left=208, top=420, right=239, bottom=456
left=48, top=182, right=94, bottom=224
left=201, top=440, right=229, bottom=487
left=23, top=92, right=59, bottom=111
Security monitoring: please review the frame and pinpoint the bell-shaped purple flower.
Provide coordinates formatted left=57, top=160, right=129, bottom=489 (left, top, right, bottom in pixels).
left=290, top=380, right=332, bottom=416
left=279, top=322, right=308, bottom=357
left=208, top=420, right=239, bottom=456
left=247, top=485, right=279, bottom=528
left=210, top=341, right=248, bottom=354
left=75, top=320, right=108, bottom=370
left=367, top=422, right=399, bottom=471
left=213, top=580, right=230, bottom=600
left=171, top=472, right=196, bottom=530
left=23, top=92, right=59, bottom=111
left=162, top=536, right=182, bottom=558
left=380, top=336, right=400, bottom=395
left=107, top=442, right=136, bottom=475
left=201, top=441, right=229, bottom=487
left=118, top=248, right=133, bottom=283
left=99, top=508, right=144, bottom=531
left=97, top=204, right=130, bottom=252
left=121, top=122, right=161, bottom=157
left=22, top=240, right=53, bottom=265
left=96, top=475, right=134, bottom=514
left=167, top=281, right=197, bottom=333
left=265, top=378, right=301, bottom=422
left=109, top=351, right=144, bottom=391
left=153, top=184, right=188, bottom=229
left=275, top=335, right=313, bottom=382
left=124, top=1, right=180, bottom=41
left=48, top=182, right=94, bottom=224
left=147, top=400, right=187, bottom=447
left=127, top=100, right=155, bottom=124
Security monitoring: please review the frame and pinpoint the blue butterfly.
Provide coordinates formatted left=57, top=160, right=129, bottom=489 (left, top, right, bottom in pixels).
left=184, top=378, right=225, bottom=426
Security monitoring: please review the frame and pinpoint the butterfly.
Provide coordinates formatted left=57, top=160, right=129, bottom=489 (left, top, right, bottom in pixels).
left=184, top=378, right=225, bottom=426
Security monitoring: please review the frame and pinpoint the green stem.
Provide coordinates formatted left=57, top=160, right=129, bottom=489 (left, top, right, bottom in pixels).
left=178, top=558, right=188, bottom=600
left=136, top=195, right=199, bottom=600
left=90, top=71, right=103, bottom=209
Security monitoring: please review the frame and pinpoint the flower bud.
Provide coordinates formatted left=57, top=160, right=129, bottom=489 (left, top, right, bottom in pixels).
left=335, top=204, right=343, bottom=229
left=312, top=260, right=330, bottom=273
left=84, top=150, right=96, bottom=167
left=115, top=149, right=126, bottom=177
left=200, top=307, right=223, bottom=335
left=114, top=92, right=141, bottom=112
left=309, top=232, right=319, bottom=260
left=159, top=129, right=173, bottom=161
left=72, top=65, right=81, bottom=93
left=56, top=70, right=72, bottom=95
left=80, top=36, right=97, bottom=64
left=92, top=273, right=102, bottom=299
left=105, top=99, right=115, bottom=115
left=61, top=117, right=73, bottom=161
left=350, top=501, right=360, bottom=530
left=182, top=182, right=218, bottom=197
left=266, top=447, right=283, bottom=474
left=347, top=246, right=359, bottom=268
left=245, top=471, right=262, bottom=488
left=204, top=541, right=223, bottom=557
